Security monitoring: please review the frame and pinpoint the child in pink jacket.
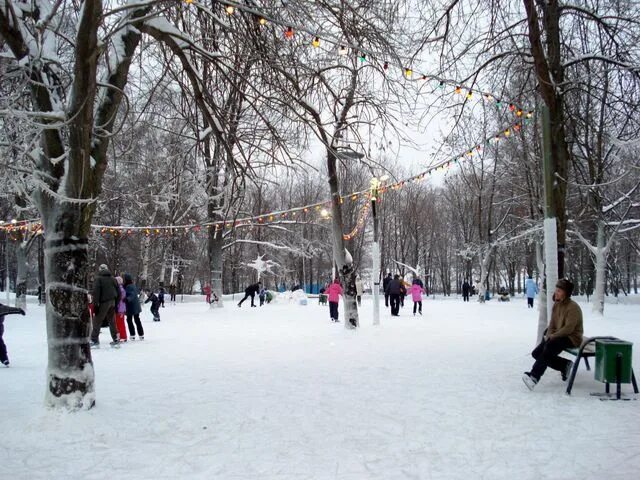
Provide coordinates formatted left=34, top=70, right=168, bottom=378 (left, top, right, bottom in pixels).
left=409, top=281, right=425, bottom=316
left=326, top=279, right=343, bottom=322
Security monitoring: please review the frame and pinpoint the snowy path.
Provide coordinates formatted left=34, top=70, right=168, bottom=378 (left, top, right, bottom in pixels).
left=2, top=297, right=640, bottom=479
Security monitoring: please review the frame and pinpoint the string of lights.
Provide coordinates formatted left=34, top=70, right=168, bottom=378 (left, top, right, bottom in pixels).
left=182, top=0, right=533, bottom=120
left=0, top=117, right=529, bottom=241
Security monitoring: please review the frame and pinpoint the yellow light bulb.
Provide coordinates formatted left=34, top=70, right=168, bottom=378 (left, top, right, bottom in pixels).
left=225, top=5, right=234, bottom=14
left=405, top=68, right=413, bottom=79
left=312, top=37, right=320, bottom=48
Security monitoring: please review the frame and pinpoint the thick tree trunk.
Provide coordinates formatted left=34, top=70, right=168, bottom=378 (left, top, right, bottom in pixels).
left=477, top=246, right=494, bottom=303
left=14, top=238, right=28, bottom=310
left=327, top=151, right=358, bottom=329
left=524, top=0, right=571, bottom=278
left=140, top=235, right=151, bottom=290
left=43, top=225, right=94, bottom=409
left=208, top=228, right=224, bottom=308
left=535, top=241, right=548, bottom=344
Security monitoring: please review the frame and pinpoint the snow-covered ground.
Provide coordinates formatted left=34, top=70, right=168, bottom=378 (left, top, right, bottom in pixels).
left=2, top=295, right=640, bottom=479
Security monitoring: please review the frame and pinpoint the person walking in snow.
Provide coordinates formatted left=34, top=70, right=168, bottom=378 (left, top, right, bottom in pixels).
left=385, top=274, right=403, bottom=316
left=525, top=276, right=538, bottom=308
left=522, top=279, right=583, bottom=390
left=90, top=264, right=120, bottom=348
left=259, top=287, right=266, bottom=306
left=0, top=303, right=25, bottom=367
left=238, top=282, right=261, bottom=308
left=158, top=286, right=166, bottom=308
left=410, top=279, right=425, bottom=316
left=355, top=275, right=364, bottom=307
left=462, top=279, right=471, bottom=302
left=169, top=283, right=177, bottom=303
left=383, top=272, right=392, bottom=307
left=399, top=277, right=408, bottom=308
left=114, top=276, right=128, bottom=342
left=203, top=284, right=212, bottom=304
left=124, top=273, right=144, bottom=340
left=326, top=278, right=343, bottom=322
left=145, top=289, right=161, bottom=321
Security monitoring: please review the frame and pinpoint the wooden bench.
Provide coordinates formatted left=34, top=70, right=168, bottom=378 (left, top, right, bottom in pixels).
left=565, top=336, right=639, bottom=395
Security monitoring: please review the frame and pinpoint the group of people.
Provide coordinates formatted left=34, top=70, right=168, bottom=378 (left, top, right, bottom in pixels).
left=89, top=264, right=163, bottom=348
left=236, top=282, right=273, bottom=307
left=322, top=273, right=426, bottom=323
left=382, top=273, right=426, bottom=316
left=3, top=268, right=587, bottom=397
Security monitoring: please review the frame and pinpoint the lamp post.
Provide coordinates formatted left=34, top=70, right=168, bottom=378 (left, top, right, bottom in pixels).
left=370, top=175, right=388, bottom=326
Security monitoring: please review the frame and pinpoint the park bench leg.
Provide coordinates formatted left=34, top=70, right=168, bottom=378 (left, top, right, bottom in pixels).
left=566, top=357, right=581, bottom=395
left=632, top=370, right=639, bottom=394
left=583, top=357, right=591, bottom=371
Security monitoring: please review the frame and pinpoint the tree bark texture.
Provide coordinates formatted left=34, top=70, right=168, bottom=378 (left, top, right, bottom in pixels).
left=523, top=0, right=570, bottom=277
left=327, top=151, right=359, bottom=329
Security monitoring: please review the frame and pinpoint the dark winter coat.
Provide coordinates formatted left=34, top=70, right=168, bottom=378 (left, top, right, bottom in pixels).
left=385, top=279, right=403, bottom=295
left=92, top=271, right=119, bottom=305
left=462, top=282, right=470, bottom=295
left=123, top=274, right=142, bottom=315
left=145, top=293, right=161, bottom=311
left=0, top=303, right=25, bottom=324
left=245, top=283, right=261, bottom=296
left=382, top=275, right=392, bottom=292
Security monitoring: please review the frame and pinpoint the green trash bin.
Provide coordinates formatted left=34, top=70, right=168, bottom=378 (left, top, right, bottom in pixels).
left=595, top=339, right=633, bottom=384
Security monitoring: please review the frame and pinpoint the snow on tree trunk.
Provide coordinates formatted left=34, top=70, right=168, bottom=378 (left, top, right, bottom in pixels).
left=544, top=218, right=558, bottom=326
left=43, top=225, right=95, bottom=410
left=592, top=222, right=607, bottom=315
left=477, top=246, right=494, bottom=303
left=209, top=228, right=224, bottom=309
left=14, top=239, right=28, bottom=311
left=159, top=250, right=166, bottom=286
left=535, top=241, right=547, bottom=344
left=327, top=151, right=359, bottom=329
left=140, top=234, right=151, bottom=290
left=372, top=241, right=381, bottom=326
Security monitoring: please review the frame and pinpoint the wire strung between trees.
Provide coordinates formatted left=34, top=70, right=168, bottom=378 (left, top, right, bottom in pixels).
left=184, top=0, right=534, bottom=118
left=0, top=117, right=529, bottom=240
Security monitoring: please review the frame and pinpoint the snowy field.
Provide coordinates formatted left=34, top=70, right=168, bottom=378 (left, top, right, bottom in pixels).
left=2, top=295, right=640, bottom=480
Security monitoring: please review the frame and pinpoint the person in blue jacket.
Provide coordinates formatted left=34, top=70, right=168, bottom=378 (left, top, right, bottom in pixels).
left=123, top=273, right=144, bottom=340
left=525, top=275, right=539, bottom=308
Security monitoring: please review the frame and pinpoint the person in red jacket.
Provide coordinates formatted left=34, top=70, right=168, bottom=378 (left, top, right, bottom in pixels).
left=203, top=284, right=212, bottom=304
left=326, top=278, right=343, bottom=322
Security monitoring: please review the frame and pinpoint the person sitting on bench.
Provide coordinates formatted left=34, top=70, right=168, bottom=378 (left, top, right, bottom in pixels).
left=522, top=279, right=583, bottom=390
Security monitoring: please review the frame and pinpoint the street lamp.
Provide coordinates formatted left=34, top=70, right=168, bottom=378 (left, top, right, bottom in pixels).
left=370, top=175, right=389, bottom=326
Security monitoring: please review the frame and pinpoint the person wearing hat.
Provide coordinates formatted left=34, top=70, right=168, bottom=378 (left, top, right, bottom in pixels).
left=90, top=264, right=120, bottom=348
left=522, top=279, right=583, bottom=390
